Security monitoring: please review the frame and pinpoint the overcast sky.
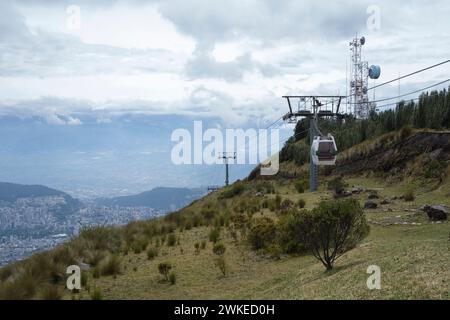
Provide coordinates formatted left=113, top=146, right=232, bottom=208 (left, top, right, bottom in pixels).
left=1, top=0, right=450, bottom=126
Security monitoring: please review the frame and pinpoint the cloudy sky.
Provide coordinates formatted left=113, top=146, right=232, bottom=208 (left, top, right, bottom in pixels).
left=1, top=0, right=449, bottom=125
left=0, top=0, right=449, bottom=196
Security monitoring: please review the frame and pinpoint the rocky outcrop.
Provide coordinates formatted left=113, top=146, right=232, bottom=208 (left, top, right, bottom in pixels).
left=333, top=132, right=450, bottom=176
left=420, top=205, right=449, bottom=221
left=364, top=200, right=378, bottom=209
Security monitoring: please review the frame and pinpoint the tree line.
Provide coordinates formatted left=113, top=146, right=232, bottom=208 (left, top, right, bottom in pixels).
left=289, top=86, right=450, bottom=153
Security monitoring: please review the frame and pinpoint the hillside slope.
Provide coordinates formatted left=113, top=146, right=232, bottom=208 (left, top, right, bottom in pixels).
left=0, top=129, right=449, bottom=300
left=95, top=187, right=205, bottom=210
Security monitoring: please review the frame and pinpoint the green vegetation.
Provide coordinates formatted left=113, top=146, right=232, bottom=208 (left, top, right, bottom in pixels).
left=214, top=256, right=228, bottom=277
left=294, top=179, right=308, bottom=193
left=167, top=233, right=177, bottom=246
left=218, top=182, right=245, bottom=199
left=403, top=189, right=415, bottom=202
left=158, top=262, right=172, bottom=282
left=288, top=199, right=369, bottom=270
left=147, top=247, right=158, bottom=260
left=327, top=176, right=346, bottom=195
left=297, top=198, right=306, bottom=208
left=212, top=243, right=226, bottom=256
left=90, top=287, right=103, bottom=300
left=283, top=86, right=450, bottom=156
left=247, top=217, right=277, bottom=250
left=1, top=109, right=450, bottom=299
left=168, top=272, right=177, bottom=285
left=208, top=228, right=220, bottom=243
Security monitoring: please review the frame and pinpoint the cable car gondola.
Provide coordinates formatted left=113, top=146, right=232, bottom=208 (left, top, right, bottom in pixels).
left=311, top=134, right=337, bottom=166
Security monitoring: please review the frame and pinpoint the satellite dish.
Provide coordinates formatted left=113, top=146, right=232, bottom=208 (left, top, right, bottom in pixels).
left=360, top=36, right=365, bottom=45
left=369, top=65, right=381, bottom=79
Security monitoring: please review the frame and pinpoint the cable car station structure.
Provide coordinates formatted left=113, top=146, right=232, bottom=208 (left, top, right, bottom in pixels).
left=282, top=95, right=346, bottom=192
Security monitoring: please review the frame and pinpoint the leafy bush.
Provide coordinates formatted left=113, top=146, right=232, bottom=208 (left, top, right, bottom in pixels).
left=277, top=211, right=308, bottom=254
left=423, top=159, right=448, bottom=180
left=39, top=285, right=62, bottom=300
left=158, top=262, right=172, bottom=281
left=219, top=182, right=245, bottom=199
left=275, top=195, right=282, bottom=209
left=256, top=181, right=275, bottom=194
left=131, top=236, right=149, bottom=254
left=147, top=247, right=158, bottom=260
left=194, top=242, right=200, bottom=254
left=294, top=179, right=308, bottom=193
left=403, top=189, right=415, bottom=201
left=399, top=125, right=413, bottom=140
left=280, top=141, right=309, bottom=165
left=81, top=271, right=89, bottom=288
left=247, top=217, right=277, bottom=250
left=0, top=270, right=38, bottom=300
left=214, top=256, right=228, bottom=276
left=169, top=271, right=176, bottom=285
left=280, top=198, right=294, bottom=211
left=212, top=243, right=226, bottom=255
left=78, top=226, right=122, bottom=253
left=90, top=287, right=103, bottom=300
left=167, top=233, right=177, bottom=247
left=201, top=208, right=217, bottom=222
left=327, top=176, right=346, bottom=195
left=286, top=199, right=369, bottom=270
left=297, top=198, right=306, bottom=208
left=208, top=228, right=220, bottom=243
left=100, top=255, right=121, bottom=276
left=200, top=241, right=207, bottom=249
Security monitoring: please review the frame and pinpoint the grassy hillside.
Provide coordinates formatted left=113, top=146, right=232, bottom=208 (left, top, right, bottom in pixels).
left=0, top=129, right=449, bottom=300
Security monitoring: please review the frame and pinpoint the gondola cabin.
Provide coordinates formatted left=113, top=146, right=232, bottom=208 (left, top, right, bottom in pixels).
left=311, top=135, right=337, bottom=166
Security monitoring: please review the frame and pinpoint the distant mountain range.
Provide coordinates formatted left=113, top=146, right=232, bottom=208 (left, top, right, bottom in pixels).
left=0, top=182, right=71, bottom=202
left=95, top=187, right=207, bottom=211
left=0, top=182, right=82, bottom=216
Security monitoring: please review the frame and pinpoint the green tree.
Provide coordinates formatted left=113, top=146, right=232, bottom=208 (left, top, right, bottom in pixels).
left=290, top=199, right=369, bottom=270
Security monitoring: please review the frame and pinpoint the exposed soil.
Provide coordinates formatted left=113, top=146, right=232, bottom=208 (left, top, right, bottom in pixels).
left=333, top=132, right=450, bottom=177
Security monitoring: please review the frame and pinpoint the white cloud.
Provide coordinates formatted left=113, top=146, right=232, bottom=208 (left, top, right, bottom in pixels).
left=1, top=0, right=450, bottom=125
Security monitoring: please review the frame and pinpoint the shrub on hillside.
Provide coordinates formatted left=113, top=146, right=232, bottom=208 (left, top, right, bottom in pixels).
left=212, top=243, right=226, bottom=256
left=90, top=287, right=103, bottom=300
left=297, top=198, right=306, bottom=209
left=219, top=182, right=245, bottom=199
left=327, top=176, right=346, bottom=195
left=403, top=189, right=415, bottom=201
left=201, top=208, right=217, bottom=222
left=280, top=198, right=294, bottom=211
left=169, top=271, right=176, bottom=285
left=208, top=228, right=220, bottom=243
left=147, top=247, right=158, bottom=260
left=158, top=262, right=172, bottom=281
left=131, top=235, right=149, bottom=254
left=78, top=226, right=122, bottom=253
left=277, top=210, right=308, bottom=254
left=423, top=159, right=448, bottom=181
left=100, top=255, right=121, bottom=276
left=247, top=217, right=277, bottom=250
left=194, top=242, right=200, bottom=254
left=286, top=199, right=369, bottom=270
left=214, top=256, right=228, bottom=277
left=256, top=181, right=275, bottom=194
left=39, top=285, right=62, bottom=300
left=275, top=195, right=282, bottom=209
left=0, top=269, right=38, bottom=300
left=399, top=125, right=413, bottom=140
left=167, top=233, right=177, bottom=247
left=294, top=179, right=308, bottom=193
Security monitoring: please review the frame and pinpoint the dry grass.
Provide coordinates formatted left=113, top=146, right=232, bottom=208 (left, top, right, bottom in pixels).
left=62, top=177, right=450, bottom=300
